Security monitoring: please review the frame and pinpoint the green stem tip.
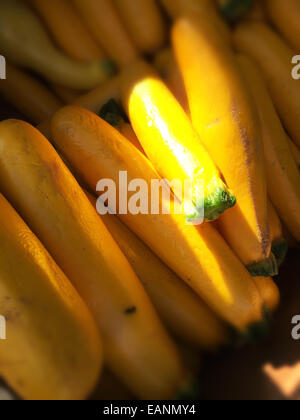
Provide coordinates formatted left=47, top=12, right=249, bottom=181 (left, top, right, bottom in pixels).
left=186, top=178, right=236, bottom=224
left=237, top=306, right=273, bottom=345
left=99, top=98, right=125, bottom=128
left=247, top=253, right=279, bottom=277
left=219, top=0, right=253, bottom=22
left=203, top=187, right=236, bottom=222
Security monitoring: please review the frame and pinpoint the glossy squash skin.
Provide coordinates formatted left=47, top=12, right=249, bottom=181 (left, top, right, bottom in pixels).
left=121, top=60, right=236, bottom=223
left=233, top=21, right=300, bottom=149
left=87, top=191, right=229, bottom=351
left=173, top=15, right=273, bottom=276
left=0, top=193, right=102, bottom=400
left=0, top=119, right=188, bottom=400
left=236, top=53, right=300, bottom=243
left=51, top=105, right=265, bottom=333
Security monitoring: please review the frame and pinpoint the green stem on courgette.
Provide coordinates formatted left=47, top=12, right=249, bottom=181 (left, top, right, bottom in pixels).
left=247, top=253, right=279, bottom=277
left=218, top=0, right=253, bottom=22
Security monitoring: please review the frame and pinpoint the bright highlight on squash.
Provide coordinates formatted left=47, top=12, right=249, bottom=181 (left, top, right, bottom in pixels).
left=121, top=60, right=236, bottom=222
left=172, top=14, right=273, bottom=277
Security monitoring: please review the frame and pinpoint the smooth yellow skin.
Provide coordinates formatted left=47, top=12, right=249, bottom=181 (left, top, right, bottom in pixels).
left=51, top=106, right=264, bottom=331
left=27, top=0, right=104, bottom=61
left=96, top=341, right=203, bottom=401
left=161, top=0, right=230, bottom=43
left=87, top=192, right=228, bottom=350
left=253, top=277, right=280, bottom=313
left=266, top=0, right=300, bottom=50
left=0, top=63, right=62, bottom=124
left=0, top=119, right=187, bottom=400
left=0, top=193, right=102, bottom=400
left=173, top=15, right=270, bottom=266
left=233, top=21, right=300, bottom=149
left=268, top=200, right=283, bottom=244
left=121, top=60, right=228, bottom=220
left=154, top=48, right=189, bottom=113
left=0, top=0, right=110, bottom=90
left=114, top=0, right=166, bottom=53
left=73, top=0, right=137, bottom=68
left=237, top=54, right=300, bottom=241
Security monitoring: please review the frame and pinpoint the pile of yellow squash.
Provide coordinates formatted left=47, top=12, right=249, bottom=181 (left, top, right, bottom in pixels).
left=0, top=0, right=299, bottom=401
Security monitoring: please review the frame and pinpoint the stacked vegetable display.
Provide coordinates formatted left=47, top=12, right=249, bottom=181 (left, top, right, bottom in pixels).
left=0, top=0, right=299, bottom=401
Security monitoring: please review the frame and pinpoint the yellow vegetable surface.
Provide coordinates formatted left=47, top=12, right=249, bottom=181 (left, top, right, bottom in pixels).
left=87, top=191, right=229, bottom=350
left=0, top=193, right=102, bottom=400
left=121, top=60, right=236, bottom=223
left=236, top=53, right=300, bottom=243
left=266, top=0, right=300, bottom=50
left=51, top=105, right=265, bottom=332
left=0, top=0, right=112, bottom=90
left=233, top=21, right=300, bottom=149
left=73, top=0, right=137, bottom=67
left=173, top=15, right=272, bottom=276
left=114, top=0, right=166, bottom=53
left=0, top=119, right=187, bottom=400
left=28, top=0, right=104, bottom=61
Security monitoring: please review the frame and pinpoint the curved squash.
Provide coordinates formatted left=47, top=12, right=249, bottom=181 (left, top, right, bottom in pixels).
left=87, top=191, right=229, bottom=350
left=121, top=60, right=236, bottom=222
left=0, top=193, right=102, bottom=400
left=51, top=105, right=265, bottom=332
left=28, top=0, right=104, bottom=61
left=253, top=277, right=280, bottom=313
left=0, top=119, right=188, bottom=400
left=73, top=0, right=137, bottom=68
left=0, top=0, right=113, bottom=90
left=0, top=62, right=62, bottom=124
left=161, top=0, right=230, bottom=43
left=236, top=53, right=300, bottom=243
left=173, top=15, right=272, bottom=275
left=233, top=21, right=300, bottom=149
left=265, top=0, right=300, bottom=50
